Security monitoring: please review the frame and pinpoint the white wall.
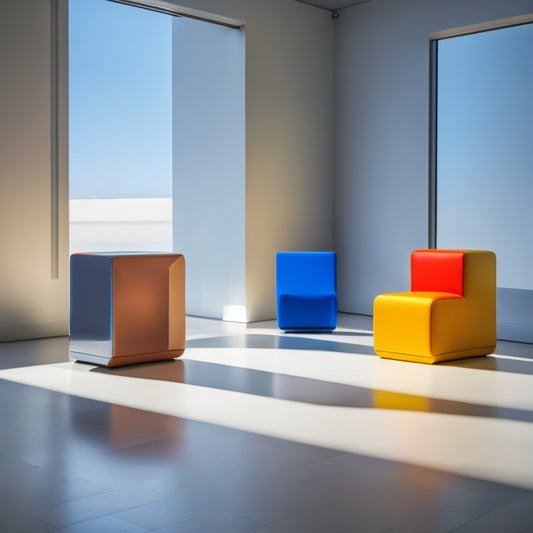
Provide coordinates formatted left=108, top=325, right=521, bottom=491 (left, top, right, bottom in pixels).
left=172, top=18, right=246, bottom=320
left=335, top=0, right=533, bottom=315
left=0, top=1, right=69, bottom=340
left=168, top=0, right=335, bottom=321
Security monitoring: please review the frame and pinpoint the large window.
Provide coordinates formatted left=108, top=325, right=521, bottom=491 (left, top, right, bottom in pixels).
left=69, top=0, right=172, bottom=253
left=433, top=20, right=533, bottom=341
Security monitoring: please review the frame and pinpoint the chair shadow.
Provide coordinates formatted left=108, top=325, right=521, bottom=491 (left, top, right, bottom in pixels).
left=185, top=334, right=377, bottom=356
left=331, top=331, right=373, bottom=337
left=443, top=352, right=533, bottom=375
left=89, top=358, right=533, bottom=423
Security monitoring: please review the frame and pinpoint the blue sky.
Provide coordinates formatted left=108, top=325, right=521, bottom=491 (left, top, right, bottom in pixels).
left=437, top=23, right=533, bottom=289
left=69, top=0, right=172, bottom=198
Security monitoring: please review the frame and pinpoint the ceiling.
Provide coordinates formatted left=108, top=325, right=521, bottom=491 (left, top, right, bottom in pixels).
left=292, top=0, right=372, bottom=12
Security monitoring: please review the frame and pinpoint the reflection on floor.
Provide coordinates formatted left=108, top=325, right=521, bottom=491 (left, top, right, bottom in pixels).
left=1, top=314, right=533, bottom=532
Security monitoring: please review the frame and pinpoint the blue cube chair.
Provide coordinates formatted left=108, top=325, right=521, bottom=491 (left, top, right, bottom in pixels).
left=276, top=252, right=337, bottom=331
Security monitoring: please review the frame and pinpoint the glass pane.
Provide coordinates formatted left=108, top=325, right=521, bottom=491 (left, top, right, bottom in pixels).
left=69, top=0, right=172, bottom=253
left=436, top=23, right=533, bottom=341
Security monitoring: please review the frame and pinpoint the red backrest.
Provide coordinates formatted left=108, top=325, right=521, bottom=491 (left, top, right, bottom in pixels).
left=411, top=250, right=464, bottom=296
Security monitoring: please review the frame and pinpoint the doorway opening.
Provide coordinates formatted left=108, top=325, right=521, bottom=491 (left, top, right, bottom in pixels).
left=68, top=0, right=246, bottom=320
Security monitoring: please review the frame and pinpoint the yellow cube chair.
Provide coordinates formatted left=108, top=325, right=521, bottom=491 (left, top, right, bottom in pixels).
left=373, top=250, right=496, bottom=364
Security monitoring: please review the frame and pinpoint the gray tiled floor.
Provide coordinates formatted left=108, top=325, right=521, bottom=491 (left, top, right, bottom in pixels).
left=1, top=315, right=533, bottom=532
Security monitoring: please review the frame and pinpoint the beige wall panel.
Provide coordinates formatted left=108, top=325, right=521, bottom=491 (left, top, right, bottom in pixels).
left=0, top=1, right=68, bottom=340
